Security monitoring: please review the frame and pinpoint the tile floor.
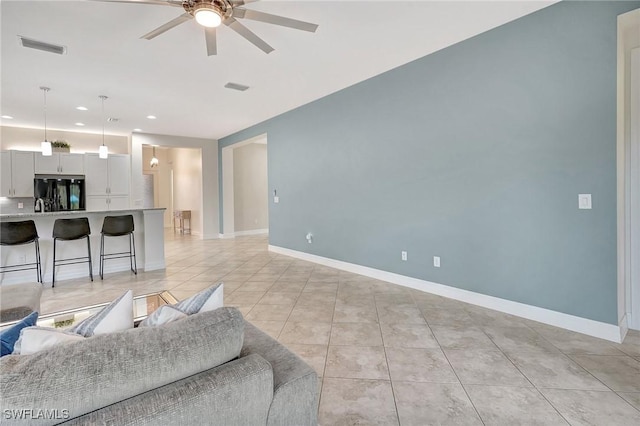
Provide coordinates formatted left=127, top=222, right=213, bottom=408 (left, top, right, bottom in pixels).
left=39, top=232, right=640, bottom=425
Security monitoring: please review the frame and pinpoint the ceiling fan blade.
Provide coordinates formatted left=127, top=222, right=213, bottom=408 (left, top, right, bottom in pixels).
left=229, top=1, right=259, bottom=5
left=141, top=13, right=193, bottom=40
left=224, top=18, right=274, bottom=54
left=233, top=8, right=318, bottom=33
left=89, top=0, right=183, bottom=7
left=204, top=27, right=217, bottom=56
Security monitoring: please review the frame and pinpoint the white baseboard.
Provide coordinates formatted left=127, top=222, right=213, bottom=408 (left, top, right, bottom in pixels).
left=234, top=229, right=268, bottom=237
left=268, top=245, right=623, bottom=343
left=0, top=260, right=145, bottom=286
left=143, top=260, right=165, bottom=272
left=619, top=314, right=629, bottom=342
left=219, top=229, right=268, bottom=239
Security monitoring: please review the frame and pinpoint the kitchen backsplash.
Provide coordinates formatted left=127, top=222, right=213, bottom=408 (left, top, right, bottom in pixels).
left=0, top=197, right=35, bottom=214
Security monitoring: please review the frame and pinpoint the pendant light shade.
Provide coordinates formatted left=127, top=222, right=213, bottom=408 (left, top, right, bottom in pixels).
left=99, top=95, right=108, bottom=159
left=150, top=146, right=159, bottom=168
left=40, top=87, right=52, bottom=156
left=41, top=140, right=52, bottom=156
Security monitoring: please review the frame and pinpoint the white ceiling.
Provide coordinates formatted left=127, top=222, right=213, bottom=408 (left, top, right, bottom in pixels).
left=1, top=1, right=555, bottom=140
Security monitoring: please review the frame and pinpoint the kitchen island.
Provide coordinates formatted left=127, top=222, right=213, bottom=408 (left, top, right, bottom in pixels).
left=0, top=208, right=165, bottom=285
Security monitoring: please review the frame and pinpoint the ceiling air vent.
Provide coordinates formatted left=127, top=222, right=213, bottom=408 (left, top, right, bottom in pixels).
left=224, top=82, right=250, bottom=92
left=18, top=36, right=67, bottom=55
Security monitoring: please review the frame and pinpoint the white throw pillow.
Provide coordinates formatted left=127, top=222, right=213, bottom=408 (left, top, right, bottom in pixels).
left=71, top=290, right=134, bottom=337
left=139, top=283, right=223, bottom=327
left=13, top=327, right=84, bottom=355
left=175, top=283, right=224, bottom=315
left=138, top=305, right=187, bottom=328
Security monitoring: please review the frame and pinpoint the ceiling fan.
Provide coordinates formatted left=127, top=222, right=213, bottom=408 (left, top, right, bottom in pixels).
left=93, top=0, right=319, bottom=55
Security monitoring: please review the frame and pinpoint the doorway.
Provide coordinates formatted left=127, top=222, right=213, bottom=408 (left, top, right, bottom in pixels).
left=221, top=134, right=269, bottom=237
left=628, top=47, right=640, bottom=330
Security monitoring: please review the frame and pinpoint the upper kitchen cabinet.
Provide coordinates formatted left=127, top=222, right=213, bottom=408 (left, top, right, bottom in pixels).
left=1, top=151, right=35, bottom=197
left=34, top=152, right=84, bottom=175
left=85, top=154, right=130, bottom=196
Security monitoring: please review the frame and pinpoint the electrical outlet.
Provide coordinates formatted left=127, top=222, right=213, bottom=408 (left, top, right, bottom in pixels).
left=18, top=255, right=26, bottom=264
left=433, top=256, right=441, bottom=268
left=274, top=196, right=280, bottom=203
left=17, top=202, right=24, bottom=209
left=401, top=251, right=408, bottom=261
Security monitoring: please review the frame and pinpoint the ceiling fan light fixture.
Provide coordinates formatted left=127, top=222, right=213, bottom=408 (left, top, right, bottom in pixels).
left=194, top=5, right=223, bottom=28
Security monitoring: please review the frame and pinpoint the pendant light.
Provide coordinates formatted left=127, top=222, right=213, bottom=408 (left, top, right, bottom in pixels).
left=40, top=87, right=52, bottom=156
left=98, top=95, right=108, bottom=159
left=150, top=146, right=159, bottom=168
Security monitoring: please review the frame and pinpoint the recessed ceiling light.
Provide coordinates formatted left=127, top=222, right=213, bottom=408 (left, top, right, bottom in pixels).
left=76, top=106, right=88, bottom=111
left=146, top=115, right=157, bottom=120
left=133, top=128, right=142, bottom=132
left=75, top=122, right=85, bottom=126
left=1, top=115, right=14, bottom=119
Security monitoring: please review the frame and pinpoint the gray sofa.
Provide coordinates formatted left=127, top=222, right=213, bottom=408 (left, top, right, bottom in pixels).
left=0, top=307, right=319, bottom=425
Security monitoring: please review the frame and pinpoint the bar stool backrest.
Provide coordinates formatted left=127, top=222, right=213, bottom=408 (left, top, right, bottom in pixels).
left=102, top=215, right=134, bottom=237
left=53, top=218, right=91, bottom=241
left=0, top=220, right=39, bottom=246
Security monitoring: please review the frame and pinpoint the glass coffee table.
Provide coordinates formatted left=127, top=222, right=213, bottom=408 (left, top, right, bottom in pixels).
left=0, top=291, right=177, bottom=330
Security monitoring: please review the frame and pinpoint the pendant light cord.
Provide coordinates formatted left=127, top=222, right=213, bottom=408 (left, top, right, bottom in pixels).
left=40, top=87, right=50, bottom=141
left=100, top=95, right=108, bottom=146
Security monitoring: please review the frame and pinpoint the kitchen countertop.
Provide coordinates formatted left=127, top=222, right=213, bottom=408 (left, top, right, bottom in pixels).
left=0, top=207, right=166, bottom=219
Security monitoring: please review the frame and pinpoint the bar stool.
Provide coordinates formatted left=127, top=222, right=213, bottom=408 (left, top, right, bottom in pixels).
left=0, top=220, right=42, bottom=283
left=100, top=215, right=137, bottom=280
left=52, top=218, right=93, bottom=287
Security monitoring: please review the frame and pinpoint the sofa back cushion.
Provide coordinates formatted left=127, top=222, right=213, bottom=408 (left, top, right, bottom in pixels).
left=0, top=307, right=244, bottom=426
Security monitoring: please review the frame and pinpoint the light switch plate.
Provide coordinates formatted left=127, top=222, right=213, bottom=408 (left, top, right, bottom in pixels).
left=433, top=256, right=441, bottom=268
left=578, top=194, right=592, bottom=209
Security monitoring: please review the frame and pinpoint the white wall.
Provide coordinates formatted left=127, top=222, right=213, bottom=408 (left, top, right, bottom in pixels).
left=1, top=125, right=129, bottom=154
left=169, top=147, right=202, bottom=235
left=233, top=143, right=268, bottom=232
left=131, top=133, right=219, bottom=239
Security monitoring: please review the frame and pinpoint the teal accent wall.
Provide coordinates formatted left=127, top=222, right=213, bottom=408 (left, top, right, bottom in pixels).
left=220, top=1, right=640, bottom=324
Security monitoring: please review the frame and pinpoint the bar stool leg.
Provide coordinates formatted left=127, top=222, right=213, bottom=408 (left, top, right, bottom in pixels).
left=52, top=238, right=57, bottom=287
left=130, top=232, right=137, bottom=274
left=100, top=234, right=105, bottom=280
left=35, top=239, right=42, bottom=284
left=87, top=236, right=94, bottom=282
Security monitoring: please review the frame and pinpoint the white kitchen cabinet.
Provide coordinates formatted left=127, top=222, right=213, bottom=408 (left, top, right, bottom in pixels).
left=1, top=151, right=35, bottom=197
left=34, top=153, right=84, bottom=175
left=86, top=195, right=130, bottom=211
left=85, top=154, right=130, bottom=196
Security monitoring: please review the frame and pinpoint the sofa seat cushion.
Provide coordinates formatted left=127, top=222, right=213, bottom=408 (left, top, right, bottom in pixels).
left=0, top=307, right=244, bottom=426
